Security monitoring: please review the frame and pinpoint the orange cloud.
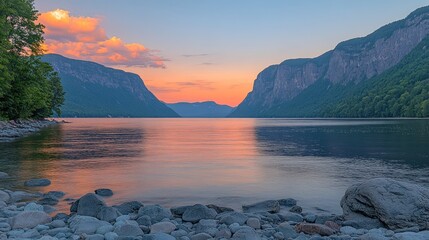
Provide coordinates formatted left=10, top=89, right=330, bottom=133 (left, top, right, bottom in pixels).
left=39, top=9, right=166, bottom=68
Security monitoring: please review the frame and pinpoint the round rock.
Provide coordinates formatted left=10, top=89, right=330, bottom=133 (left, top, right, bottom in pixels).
left=24, top=178, right=51, bottom=187
left=182, top=204, right=217, bottom=223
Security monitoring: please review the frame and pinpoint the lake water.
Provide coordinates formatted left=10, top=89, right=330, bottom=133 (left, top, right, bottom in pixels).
left=1, top=118, right=429, bottom=214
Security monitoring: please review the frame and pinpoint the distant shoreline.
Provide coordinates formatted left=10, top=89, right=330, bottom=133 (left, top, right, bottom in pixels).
left=0, top=119, right=58, bottom=142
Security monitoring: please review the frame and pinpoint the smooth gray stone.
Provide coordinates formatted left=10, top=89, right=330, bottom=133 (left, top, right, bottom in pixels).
left=115, top=201, right=144, bottom=215
left=182, top=204, right=217, bottom=223
left=50, top=219, right=66, bottom=228
left=276, top=222, right=298, bottom=239
left=143, top=233, right=176, bottom=240
left=341, top=178, right=429, bottom=230
left=219, top=212, right=248, bottom=225
left=97, top=206, right=121, bottom=222
left=171, top=229, right=188, bottom=238
left=171, top=205, right=192, bottom=216
left=46, top=227, right=72, bottom=236
left=216, top=228, right=232, bottom=239
left=75, top=193, right=106, bottom=217
left=138, top=205, right=172, bottom=223
left=194, top=219, right=218, bottom=236
left=0, top=190, right=10, bottom=202
left=392, top=231, right=429, bottom=240
left=232, top=226, right=260, bottom=240
left=137, top=215, right=152, bottom=226
left=96, top=225, right=114, bottom=235
left=191, top=233, right=212, bottom=240
left=9, top=190, right=37, bottom=202
left=21, top=229, right=41, bottom=238
left=304, top=214, right=317, bottom=223
left=95, top=188, right=114, bottom=197
left=69, top=215, right=111, bottom=234
left=105, top=232, right=119, bottom=240
left=246, top=218, right=261, bottom=229
left=150, top=221, right=177, bottom=234
left=273, top=232, right=284, bottom=240
left=24, top=202, right=44, bottom=212
left=242, top=200, right=280, bottom=213
left=10, top=211, right=52, bottom=229
left=114, top=222, right=144, bottom=236
left=24, top=178, right=51, bottom=187
left=87, top=234, right=105, bottom=240
left=278, top=212, right=303, bottom=223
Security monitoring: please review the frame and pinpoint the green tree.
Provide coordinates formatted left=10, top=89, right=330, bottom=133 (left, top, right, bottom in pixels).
left=0, top=0, right=64, bottom=120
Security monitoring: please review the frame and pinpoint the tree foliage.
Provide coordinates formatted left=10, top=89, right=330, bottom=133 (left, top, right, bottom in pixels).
left=0, top=0, right=64, bottom=120
left=325, top=36, right=429, bottom=118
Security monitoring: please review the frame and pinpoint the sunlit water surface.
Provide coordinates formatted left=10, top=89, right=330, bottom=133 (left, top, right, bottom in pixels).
left=1, top=118, right=429, bottom=214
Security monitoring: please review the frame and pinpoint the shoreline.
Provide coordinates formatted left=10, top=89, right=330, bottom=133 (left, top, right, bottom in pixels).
left=0, top=119, right=58, bottom=142
left=0, top=174, right=428, bottom=239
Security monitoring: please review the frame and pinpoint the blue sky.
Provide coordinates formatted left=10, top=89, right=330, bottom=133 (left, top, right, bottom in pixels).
left=35, top=0, right=429, bottom=105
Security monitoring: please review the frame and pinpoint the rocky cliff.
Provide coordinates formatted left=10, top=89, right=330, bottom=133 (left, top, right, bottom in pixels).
left=231, top=6, right=429, bottom=117
left=42, top=54, right=179, bottom=117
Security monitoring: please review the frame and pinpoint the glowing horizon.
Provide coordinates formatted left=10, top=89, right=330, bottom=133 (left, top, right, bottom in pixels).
left=35, top=0, right=429, bottom=106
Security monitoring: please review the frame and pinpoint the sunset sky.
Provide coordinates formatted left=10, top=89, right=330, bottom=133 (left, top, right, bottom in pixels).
left=35, top=0, right=429, bottom=106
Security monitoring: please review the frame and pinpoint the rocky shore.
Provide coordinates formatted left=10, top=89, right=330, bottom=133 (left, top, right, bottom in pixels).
left=0, top=176, right=428, bottom=240
left=0, top=120, right=58, bottom=142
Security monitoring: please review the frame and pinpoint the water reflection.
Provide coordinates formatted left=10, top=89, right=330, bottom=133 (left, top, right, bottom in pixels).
left=0, top=118, right=428, bottom=214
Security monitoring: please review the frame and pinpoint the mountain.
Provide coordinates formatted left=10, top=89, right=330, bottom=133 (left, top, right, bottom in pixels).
left=42, top=54, right=179, bottom=117
left=230, top=6, right=429, bottom=117
left=167, top=101, right=234, bottom=118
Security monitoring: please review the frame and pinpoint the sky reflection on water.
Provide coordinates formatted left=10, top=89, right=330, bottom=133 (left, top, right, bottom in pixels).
left=0, top=118, right=428, bottom=214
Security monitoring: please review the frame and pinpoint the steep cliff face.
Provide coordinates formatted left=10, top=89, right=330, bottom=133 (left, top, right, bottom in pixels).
left=42, top=54, right=179, bottom=117
left=231, top=6, right=429, bottom=117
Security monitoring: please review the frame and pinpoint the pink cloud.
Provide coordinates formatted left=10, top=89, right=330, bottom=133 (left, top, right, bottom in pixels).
left=39, top=9, right=166, bottom=68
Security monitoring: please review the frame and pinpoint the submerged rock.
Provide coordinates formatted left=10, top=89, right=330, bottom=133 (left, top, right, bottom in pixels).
left=115, top=201, right=143, bottom=215
left=206, top=204, right=234, bottom=214
left=242, top=200, right=280, bottom=213
left=24, top=178, right=51, bottom=187
left=95, top=188, right=114, bottom=197
left=341, top=178, right=429, bottom=230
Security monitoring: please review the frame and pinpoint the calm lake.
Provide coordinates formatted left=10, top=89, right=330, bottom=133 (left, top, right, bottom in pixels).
left=1, top=118, right=429, bottom=214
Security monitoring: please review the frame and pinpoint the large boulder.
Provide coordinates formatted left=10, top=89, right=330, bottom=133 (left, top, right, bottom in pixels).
left=242, top=200, right=280, bottom=213
left=10, top=211, right=52, bottom=229
left=74, top=193, right=106, bottom=217
left=341, top=178, right=429, bottom=230
left=182, top=204, right=217, bottom=223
